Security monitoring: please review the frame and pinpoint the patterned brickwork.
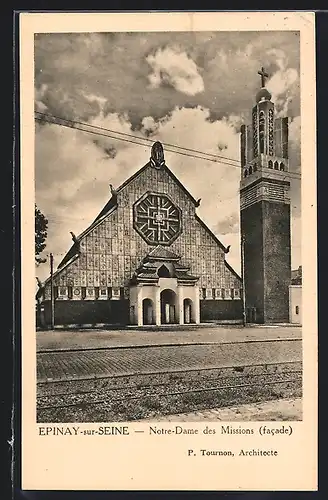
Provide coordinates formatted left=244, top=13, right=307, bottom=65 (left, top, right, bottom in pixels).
left=44, top=163, right=241, bottom=300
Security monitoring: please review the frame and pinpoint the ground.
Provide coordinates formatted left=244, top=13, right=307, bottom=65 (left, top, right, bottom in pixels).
left=140, top=397, right=302, bottom=421
left=37, top=325, right=302, bottom=422
left=37, top=324, right=301, bottom=352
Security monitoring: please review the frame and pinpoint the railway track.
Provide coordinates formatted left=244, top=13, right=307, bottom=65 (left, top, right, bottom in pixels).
left=37, top=360, right=302, bottom=421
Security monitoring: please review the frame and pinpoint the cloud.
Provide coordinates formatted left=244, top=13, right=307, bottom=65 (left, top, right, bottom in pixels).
left=266, top=48, right=299, bottom=118
left=215, top=212, right=240, bottom=235
left=146, top=46, right=204, bottom=96
left=34, top=31, right=301, bottom=280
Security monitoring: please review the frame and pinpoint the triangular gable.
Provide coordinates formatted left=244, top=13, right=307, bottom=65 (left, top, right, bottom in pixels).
left=224, top=260, right=242, bottom=282
left=49, top=147, right=239, bottom=284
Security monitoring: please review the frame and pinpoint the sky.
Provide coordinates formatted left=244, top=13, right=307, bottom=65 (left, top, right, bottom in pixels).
left=34, top=31, right=301, bottom=281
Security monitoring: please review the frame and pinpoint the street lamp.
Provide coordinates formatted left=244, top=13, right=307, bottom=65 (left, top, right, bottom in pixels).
left=241, top=234, right=247, bottom=327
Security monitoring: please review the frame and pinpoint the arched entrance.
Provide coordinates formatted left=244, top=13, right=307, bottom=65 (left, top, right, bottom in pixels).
left=160, top=289, right=177, bottom=324
left=183, top=298, right=194, bottom=324
left=142, top=298, right=154, bottom=325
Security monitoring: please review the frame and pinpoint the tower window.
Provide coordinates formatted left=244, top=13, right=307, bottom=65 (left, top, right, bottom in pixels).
left=253, top=163, right=257, bottom=172
left=268, top=160, right=273, bottom=169
left=295, top=306, right=299, bottom=315
left=280, top=162, right=285, bottom=171
left=202, top=288, right=206, bottom=300
left=274, top=161, right=279, bottom=170
left=68, top=286, right=73, bottom=300
left=221, top=288, right=225, bottom=299
left=249, top=165, right=253, bottom=175
left=244, top=169, right=248, bottom=178
left=212, top=288, right=216, bottom=299
left=81, top=287, right=86, bottom=300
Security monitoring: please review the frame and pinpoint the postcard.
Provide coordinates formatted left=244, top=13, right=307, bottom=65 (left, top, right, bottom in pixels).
left=19, top=11, right=317, bottom=491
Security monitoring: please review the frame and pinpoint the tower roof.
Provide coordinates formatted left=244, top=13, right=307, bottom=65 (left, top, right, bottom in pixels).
left=256, top=87, right=272, bottom=103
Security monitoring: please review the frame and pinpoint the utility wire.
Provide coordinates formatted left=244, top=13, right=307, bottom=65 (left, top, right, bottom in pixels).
left=35, top=111, right=241, bottom=164
left=35, top=112, right=301, bottom=180
left=35, top=115, right=241, bottom=169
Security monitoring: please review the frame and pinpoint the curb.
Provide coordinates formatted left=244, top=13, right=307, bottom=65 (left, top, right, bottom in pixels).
left=37, top=337, right=302, bottom=354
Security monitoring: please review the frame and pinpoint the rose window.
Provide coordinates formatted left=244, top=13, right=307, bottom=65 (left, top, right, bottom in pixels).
left=133, top=192, right=182, bottom=245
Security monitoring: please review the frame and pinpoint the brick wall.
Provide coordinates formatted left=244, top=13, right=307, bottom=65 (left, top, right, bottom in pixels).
left=241, top=202, right=265, bottom=323
left=41, top=300, right=129, bottom=326
left=200, top=300, right=243, bottom=321
left=263, top=201, right=291, bottom=322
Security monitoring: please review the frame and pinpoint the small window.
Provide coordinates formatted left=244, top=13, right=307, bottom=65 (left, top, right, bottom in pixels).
left=244, top=169, right=248, bottom=178
left=212, top=288, right=216, bottom=299
left=120, top=287, right=124, bottom=298
left=53, top=286, right=58, bottom=299
left=280, top=162, right=285, bottom=171
left=221, top=288, right=225, bottom=299
left=249, top=165, right=253, bottom=175
left=295, top=306, right=299, bottom=315
left=158, top=264, right=170, bottom=278
left=230, top=288, right=234, bottom=298
left=81, top=287, right=86, bottom=300
left=107, top=287, right=112, bottom=299
left=95, top=287, right=99, bottom=299
left=68, top=286, right=73, bottom=300
left=268, top=160, right=273, bottom=169
left=253, top=163, right=257, bottom=172
left=202, top=288, right=206, bottom=299
left=274, top=161, right=279, bottom=170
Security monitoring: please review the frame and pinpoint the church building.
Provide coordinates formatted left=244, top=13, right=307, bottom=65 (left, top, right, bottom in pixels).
left=37, top=141, right=243, bottom=327
left=37, top=67, right=293, bottom=328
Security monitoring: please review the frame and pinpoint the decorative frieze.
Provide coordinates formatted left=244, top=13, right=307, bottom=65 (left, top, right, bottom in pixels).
left=240, top=179, right=290, bottom=210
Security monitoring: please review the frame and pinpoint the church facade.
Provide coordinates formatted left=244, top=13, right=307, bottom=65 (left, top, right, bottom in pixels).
left=37, top=142, right=242, bottom=327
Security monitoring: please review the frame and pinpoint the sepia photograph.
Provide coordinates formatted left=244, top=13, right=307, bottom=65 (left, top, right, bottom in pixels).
left=19, top=11, right=317, bottom=491
left=34, top=28, right=303, bottom=424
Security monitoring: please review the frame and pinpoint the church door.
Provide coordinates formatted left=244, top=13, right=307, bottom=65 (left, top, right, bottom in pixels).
left=183, top=298, right=193, bottom=324
left=142, top=298, right=154, bottom=325
left=160, top=289, right=177, bottom=324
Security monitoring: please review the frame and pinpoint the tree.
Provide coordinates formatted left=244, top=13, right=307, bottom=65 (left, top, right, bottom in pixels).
left=35, top=205, right=48, bottom=265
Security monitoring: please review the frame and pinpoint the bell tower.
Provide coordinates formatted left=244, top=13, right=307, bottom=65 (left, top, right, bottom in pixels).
left=240, top=67, right=291, bottom=323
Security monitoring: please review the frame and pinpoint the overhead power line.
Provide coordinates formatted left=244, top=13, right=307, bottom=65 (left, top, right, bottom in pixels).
left=34, top=111, right=301, bottom=180
left=35, top=111, right=240, bottom=165
left=35, top=113, right=241, bottom=169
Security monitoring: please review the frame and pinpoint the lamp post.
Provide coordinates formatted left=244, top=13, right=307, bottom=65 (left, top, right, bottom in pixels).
left=241, top=235, right=247, bottom=327
left=50, top=252, right=55, bottom=329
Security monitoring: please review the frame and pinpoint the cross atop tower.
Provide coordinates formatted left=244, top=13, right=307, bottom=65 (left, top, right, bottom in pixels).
left=258, top=66, right=269, bottom=88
